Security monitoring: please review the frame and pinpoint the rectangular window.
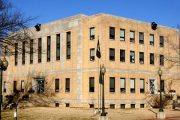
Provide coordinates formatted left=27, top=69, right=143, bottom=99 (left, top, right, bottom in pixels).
left=130, top=51, right=135, bottom=63
left=130, top=78, right=135, bottom=93
left=109, top=48, right=115, bottom=61
left=120, top=29, right=125, bottom=41
left=160, top=36, right=164, bottom=47
left=4, top=81, right=7, bottom=93
left=66, top=32, right=71, bottom=59
left=130, top=31, right=135, bottom=42
left=21, top=80, right=24, bottom=92
left=160, top=80, right=164, bottom=92
left=149, top=79, right=155, bottom=94
left=15, top=43, right=18, bottom=65
left=89, top=77, right=94, bottom=92
left=90, top=27, right=95, bottom=40
left=120, top=49, right=125, bottom=62
left=120, top=78, right=126, bottom=93
left=139, top=52, right=144, bottom=64
left=65, top=78, right=70, bottom=92
left=38, top=38, right=42, bottom=63
left=150, top=34, right=154, bottom=45
left=22, top=41, right=25, bottom=65
left=30, top=39, right=33, bottom=64
left=56, top=34, right=60, bottom=60
left=139, top=32, right=144, bottom=44
left=13, top=81, right=17, bottom=92
left=47, top=36, right=51, bottom=62
left=110, top=77, right=115, bottom=92
left=109, top=27, right=115, bottom=39
left=160, top=55, right=164, bottom=66
left=55, top=79, right=59, bottom=92
left=140, top=79, right=145, bottom=93
left=90, top=48, right=95, bottom=61
left=150, top=53, right=154, bottom=65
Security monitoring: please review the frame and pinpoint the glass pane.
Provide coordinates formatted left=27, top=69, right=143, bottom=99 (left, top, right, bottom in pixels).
left=120, top=78, right=125, bottom=88
left=130, top=31, right=134, bottom=38
left=140, top=79, right=144, bottom=89
left=130, top=79, right=135, bottom=88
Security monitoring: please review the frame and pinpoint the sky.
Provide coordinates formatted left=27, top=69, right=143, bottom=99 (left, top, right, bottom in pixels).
left=11, top=0, right=180, bottom=28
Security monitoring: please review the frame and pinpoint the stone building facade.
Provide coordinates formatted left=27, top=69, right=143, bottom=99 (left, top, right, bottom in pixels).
left=2, top=13, right=180, bottom=108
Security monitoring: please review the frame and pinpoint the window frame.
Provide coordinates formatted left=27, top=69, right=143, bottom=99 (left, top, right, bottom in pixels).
left=56, top=34, right=60, bottom=60
left=150, top=34, right=154, bottom=46
left=139, top=32, right=144, bottom=44
left=130, top=51, right=135, bottom=63
left=139, top=52, right=144, bottom=64
left=120, top=29, right=125, bottom=41
left=30, top=39, right=33, bottom=64
left=90, top=48, right=95, bottom=61
left=150, top=53, right=154, bottom=65
left=110, top=77, right=115, bottom=92
left=109, top=27, right=115, bottom=39
left=89, top=77, right=95, bottom=92
left=66, top=32, right=71, bottom=59
left=65, top=78, right=70, bottom=92
left=130, top=78, right=135, bottom=93
left=38, top=38, right=42, bottom=63
left=140, top=79, right=145, bottom=93
left=55, top=79, right=60, bottom=92
left=160, top=54, right=164, bottom=66
left=15, top=43, right=18, bottom=66
left=90, top=27, right=95, bottom=40
left=22, top=41, right=26, bottom=65
left=109, top=48, right=115, bottom=61
left=120, top=78, right=126, bottom=93
left=160, top=36, right=164, bottom=47
left=120, top=49, right=125, bottom=62
left=130, top=31, right=135, bottom=43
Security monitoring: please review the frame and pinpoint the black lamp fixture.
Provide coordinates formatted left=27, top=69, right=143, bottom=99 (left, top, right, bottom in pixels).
left=151, top=22, right=157, bottom=30
left=34, top=23, right=41, bottom=31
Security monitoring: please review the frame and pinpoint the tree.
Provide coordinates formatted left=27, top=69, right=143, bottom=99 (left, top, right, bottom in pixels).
left=0, top=0, right=34, bottom=55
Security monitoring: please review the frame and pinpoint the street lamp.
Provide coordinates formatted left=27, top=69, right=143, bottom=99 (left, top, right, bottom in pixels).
left=0, top=57, right=9, bottom=119
left=158, top=67, right=163, bottom=112
left=100, top=64, right=107, bottom=116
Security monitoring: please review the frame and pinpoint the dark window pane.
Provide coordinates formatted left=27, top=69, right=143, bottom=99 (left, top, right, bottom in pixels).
left=160, top=55, right=164, bottom=66
left=22, top=41, right=25, bottom=65
left=15, top=43, right=18, bottom=65
left=139, top=52, right=144, bottom=64
left=89, top=77, right=94, bottom=92
left=65, top=78, right=70, bottom=92
left=150, top=53, right=154, bottom=65
left=90, top=27, right=95, bottom=40
left=160, top=36, right=164, bottom=47
left=47, top=36, right=51, bottom=62
left=30, top=39, right=33, bottom=64
left=38, top=38, right=42, bottom=63
left=55, top=79, right=59, bottom=92
left=90, top=48, right=95, bottom=61
left=130, top=31, right=135, bottom=42
left=139, top=32, right=144, bottom=44
left=56, top=34, right=60, bottom=60
left=110, top=77, right=115, bottom=92
left=120, top=29, right=125, bottom=41
left=109, top=27, right=115, bottom=39
left=130, top=51, right=135, bottom=63
left=120, top=50, right=125, bottom=62
left=66, top=32, right=71, bottom=59
left=109, top=48, right=115, bottom=61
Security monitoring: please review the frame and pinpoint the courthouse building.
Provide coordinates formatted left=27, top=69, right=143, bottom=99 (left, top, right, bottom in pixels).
left=2, top=13, right=180, bottom=108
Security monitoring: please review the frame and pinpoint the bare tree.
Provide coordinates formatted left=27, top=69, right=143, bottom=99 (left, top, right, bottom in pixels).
left=0, top=0, right=35, bottom=55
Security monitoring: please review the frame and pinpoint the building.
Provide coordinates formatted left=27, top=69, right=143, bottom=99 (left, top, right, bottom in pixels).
left=2, top=13, right=180, bottom=108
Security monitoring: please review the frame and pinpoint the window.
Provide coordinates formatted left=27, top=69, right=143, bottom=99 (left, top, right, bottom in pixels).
left=56, top=34, right=60, bottom=60
left=30, top=39, right=33, bottom=64
left=89, top=104, right=94, bottom=108
left=89, top=77, right=94, bottom=92
left=139, top=52, right=144, bottom=64
left=160, top=36, right=164, bottom=47
left=130, top=31, right=135, bottom=42
left=66, top=103, right=70, bottom=107
left=66, top=32, right=71, bottom=59
left=120, top=50, right=125, bottom=62
left=140, top=104, right=144, bottom=108
left=160, top=80, right=164, bottom=92
left=110, top=77, right=115, bottom=92
left=15, top=43, right=18, bottom=66
left=13, top=81, right=17, bottom=92
left=21, top=80, right=24, bottom=92
left=130, top=51, right=135, bottom=63
left=55, top=79, right=59, bottom=92
left=38, top=38, right=42, bottom=63
left=90, top=27, right=95, bottom=40
left=150, top=53, right=154, bottom=65
left=110, top=104, right=115, bottom=109
left=90, top=48, right=95, bottom=61
left=139, top=32, right=144, bottom=44
left=140, top=79, right=145, bottom=93
left=130, top=78, right=135, bottom=93
left=22, top=41, right=25, bottom=65
left=150, top=34, right=154, bottom=45
left=65, top=78, right=70, bottom=92
left=109, top=48, right=115, bottom=61
left=160, top=54, right=164, bottom=66
left=120, top=104, right=125, bottom=109
left=149, top=79, right=155, bottom=94
left=120, top=78, right=126, bottom=93
left=120, top=29, right=125, bottom=41
left=47, top=36, right=51, bottom=62
left=109, top=27, right=115, bottom=39
left=4, top=81, right=7, bottom=93
left=131, top=104, right=135, bottom=108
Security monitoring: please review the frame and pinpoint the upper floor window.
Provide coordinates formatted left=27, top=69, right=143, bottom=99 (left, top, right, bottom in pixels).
left=160, top=36, right=164, bottom=47
left=109, top=27, right=115, bottom=39
left=160, top=54, right=164, bottom=66
left=120, top=78, right=126, bottom=93
left=150, top=34, right=154, bottom=45
left=30, top=39, right=33, bottom=64
left=130, top=31, right=135, bottom=43
left=15, top=43, right=18, bottom=66
left=65, top=78, right=70, bottom=92
left=56, top=34, right=60, bottom=60
left=139, top=52, right=144, bottom=64
left=55, top=79, right=59, bottom=92
left=130, top=51, right=135, bottom=63
left=139, top=32, right=144, bottom=44
left=47, top=36, right=51, bottom=62
left=130, top=78, right=135, bottom=93
left=120, top=29, right=125, bottom=41
left=109, top=48, right=115, bottom=61
left=21, top=80, right=24, bottom=92
left=90, top=27, right=95, bottom=40
left=110, top=77, right=115, bottom=92
left=90, top=48, right=95, bottom=61
left=66, top=32, right=71, bottom=59
left=89, top=77, right=95, bottom=92
left=120, top=49, right=125, bottom=62
left=22, top=41, right=25, bottom=65
left=150, top=53, right=154, bottom=65
left=149, top=79, right=156, bottom=94
left=140, top=79, right=145, bottom=93
left=38, top=38, right=42, bottom=63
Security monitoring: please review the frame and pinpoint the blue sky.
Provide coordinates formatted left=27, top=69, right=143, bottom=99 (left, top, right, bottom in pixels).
left=12, top=0, right=180, bottom=28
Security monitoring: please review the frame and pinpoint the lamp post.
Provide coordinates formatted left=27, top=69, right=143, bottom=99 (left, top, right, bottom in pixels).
left=0, top=57, right=9, bottom=119
left=100, top=64, right=107, bottom=116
